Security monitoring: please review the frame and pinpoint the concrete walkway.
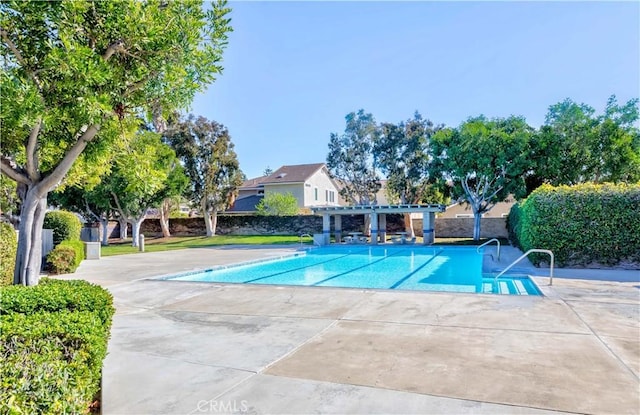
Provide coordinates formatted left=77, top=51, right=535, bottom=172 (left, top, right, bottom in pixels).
left=59, top=245, right=640, bottom=415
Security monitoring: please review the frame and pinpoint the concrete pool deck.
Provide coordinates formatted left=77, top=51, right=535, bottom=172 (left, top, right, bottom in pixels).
left=57, top=245, right=639, bottom=414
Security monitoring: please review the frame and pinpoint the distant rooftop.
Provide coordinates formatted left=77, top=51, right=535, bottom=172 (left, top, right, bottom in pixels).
left=240, top=163, right=326, bottom=189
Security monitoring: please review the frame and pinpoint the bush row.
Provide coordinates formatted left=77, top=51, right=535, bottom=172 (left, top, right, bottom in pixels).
left=0, top=279, right=114, bottom=414
left=43, top=210, right=82, bottom=246
left=508, top=183, right=640, bottom=267
left=0, top=222, right=17, bottom=286
left=46, top=239, right=85, bottom=274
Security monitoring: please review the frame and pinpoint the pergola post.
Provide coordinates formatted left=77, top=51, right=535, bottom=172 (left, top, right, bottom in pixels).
left=370, top=212, right=378, bottom=245
left=334, top=215, right=342, bottom=243
left=423, top=211, right=435, bottom=245
left=378, top=214, right=387, bottom=243
left=322, top=214, right=331, bottom=245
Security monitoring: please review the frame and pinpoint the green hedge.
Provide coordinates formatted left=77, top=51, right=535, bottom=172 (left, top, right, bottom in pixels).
left=46, top=239, right=85, bottom=274
left=0, top=222, right=17, bottom=286
left=0, top=279, right=114, bottom=414
left=508, top=183, right=640, bottom=267
left=43, top=211, right=82, bottom=246
left=1, top=279, right=113, bottom=325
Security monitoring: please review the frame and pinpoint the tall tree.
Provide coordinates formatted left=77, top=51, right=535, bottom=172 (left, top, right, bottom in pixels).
left=327, top=110, right=381, bottom=205
left=0, top=0, right=232, bottom=285
left=107, top=131, right=184, bottom=247
left=374, top=111, right=444, bottom=236
left=529, top=95, right=640, bottom=191
left=156, top=165, right=189, bottom=238
left=164, top=115, right=243, bottom=236
left=431, top=116, right=532, bottom=240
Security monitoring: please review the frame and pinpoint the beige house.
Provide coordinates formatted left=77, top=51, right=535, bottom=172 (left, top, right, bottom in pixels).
left=228, top=163, right=342, bottom=213
left=438, top=196, right=516, bottom=218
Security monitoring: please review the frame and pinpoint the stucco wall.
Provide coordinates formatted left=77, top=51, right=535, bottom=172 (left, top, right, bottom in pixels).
left=110, top=216, right=507, bottom=239
left=412, top=217, right=509, bottom=238
left=112, top=214, right=407, bottom=237
left=264, top=183, right=305, bottom=207
left=304, top=168, right=340, bottom=207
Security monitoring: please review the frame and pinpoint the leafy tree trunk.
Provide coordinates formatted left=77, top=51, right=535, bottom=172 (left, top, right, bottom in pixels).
left=14, top=189, right=47, bottom=286
left=130, top=216, right=145, bottom=248
left=118, top=217, right=128, bottom=240
left=363, top=214, right=371, bottom=236
left=100, top=219, right=109, bottom=246
left=203, top=210, right=218, bottom=237
left=159, top=199, right=171, bottom=238
left=403, top=213, right=415, bottom=238
left=473, top=212, right=482, bottom=241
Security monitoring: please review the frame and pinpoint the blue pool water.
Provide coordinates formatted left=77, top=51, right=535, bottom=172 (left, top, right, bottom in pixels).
left=164, top=246, right=541, bottom=296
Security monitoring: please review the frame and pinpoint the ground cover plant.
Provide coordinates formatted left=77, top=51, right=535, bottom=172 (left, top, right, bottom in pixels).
left=0, top=279, right=114, bottom=414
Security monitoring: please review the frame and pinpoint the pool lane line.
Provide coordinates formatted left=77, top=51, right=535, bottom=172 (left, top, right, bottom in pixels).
left=311, top=247, right=413, bottom=286
left=242, top=248, right=371, bottom=284
left=389, top=248, right=444, bottom=289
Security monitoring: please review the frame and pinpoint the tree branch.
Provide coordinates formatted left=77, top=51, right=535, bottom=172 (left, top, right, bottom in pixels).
left=25, top=118, right=42, bottom=181
left=111, top=191, right=129, bottom=220
left=0, top=26, right=44, bottom=93
left=39, top=124, right=101, bottom=193
left=84, top=198, right=103, bottom=222
left=1, top=156, right=31, bottom=185
left=102, top=39, right=125, bottom=61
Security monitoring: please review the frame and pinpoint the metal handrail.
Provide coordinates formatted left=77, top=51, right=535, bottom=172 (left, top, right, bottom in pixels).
left=299, top=233, right=312, bottom=246
left=494, top=249, right=554, bottom=285
left=476, top=238, right=501, bottom=260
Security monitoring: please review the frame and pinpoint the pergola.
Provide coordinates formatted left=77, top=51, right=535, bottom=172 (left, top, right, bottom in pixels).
left=311, top=204, right=446, bottom=245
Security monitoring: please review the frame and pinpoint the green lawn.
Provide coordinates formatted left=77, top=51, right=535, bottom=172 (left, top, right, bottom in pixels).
left=100, top=235, right=313, bottom=256
left=100, top=235, right=508, bottom=257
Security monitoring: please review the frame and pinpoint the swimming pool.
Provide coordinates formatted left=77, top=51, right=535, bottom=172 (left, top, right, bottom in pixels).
left=163, top=246, right=541, bottom=296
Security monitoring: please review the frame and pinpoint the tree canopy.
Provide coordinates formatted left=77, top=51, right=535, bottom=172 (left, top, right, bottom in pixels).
left=530, top=95, right=640, bottom=189
left=326, top=110, right=381, bottom=205
left=164, top=114, right=243, bottom=236
left=255, top=192, right=299, bottom=216
left=431, top=116, right=533, bottom=240
left=0, top=0, right=232, bottom=285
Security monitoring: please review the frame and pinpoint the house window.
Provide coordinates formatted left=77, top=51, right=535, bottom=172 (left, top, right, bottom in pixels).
left=314, top=187, right=318, bottom=201
left=326, top=190, right=335, bottom=203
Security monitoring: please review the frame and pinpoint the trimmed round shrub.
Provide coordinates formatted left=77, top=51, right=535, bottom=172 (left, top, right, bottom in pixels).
left=0, top=222, right=17, bottom=286
left=46, top=240, right=85, bottom=274
left=43, top=211, right=82, bottom=245
left=0, top=279, right=114, bottom=414
left=1, top=278, right=114, bottom=325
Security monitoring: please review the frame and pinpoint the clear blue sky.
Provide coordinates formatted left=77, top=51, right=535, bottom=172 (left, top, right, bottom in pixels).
left=190, top=1, right=640, bottom=180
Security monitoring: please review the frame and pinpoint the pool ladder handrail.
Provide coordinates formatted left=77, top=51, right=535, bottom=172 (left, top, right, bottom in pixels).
left=299, top=233, right=315, bottom=246
left=476, top=238, right=501, bottom=261
left=494, top=249, right=554, bottom=286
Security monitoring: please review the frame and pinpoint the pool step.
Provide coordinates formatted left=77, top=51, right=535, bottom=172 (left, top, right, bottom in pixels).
left=482, top=279, right=535, bottom=295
